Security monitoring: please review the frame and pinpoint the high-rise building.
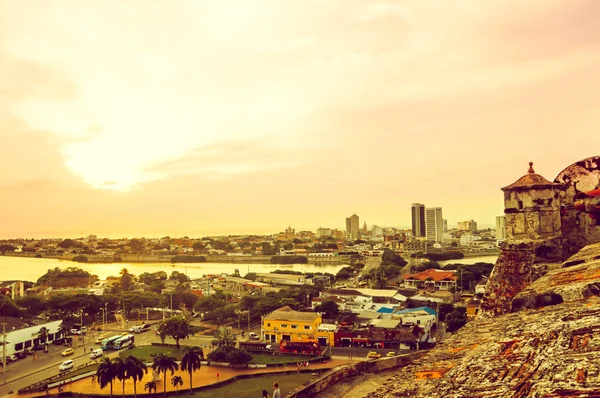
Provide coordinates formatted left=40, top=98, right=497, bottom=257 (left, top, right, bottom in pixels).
left=345, top=214, right=360, bottom=240
left=495, top=216, right=507, bottom=240
left=443, top=219, right=448, bottom=233
left=425, top=207, right=443, bottom=242
left=411, top=203, right=426, bottom=238
left=457, top=220, right=478, bottom=232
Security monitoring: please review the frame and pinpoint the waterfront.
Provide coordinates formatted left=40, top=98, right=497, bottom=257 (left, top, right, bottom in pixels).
left=438, top=254, right=498, bottom=266
left=0, top=256, right=348, bottom=282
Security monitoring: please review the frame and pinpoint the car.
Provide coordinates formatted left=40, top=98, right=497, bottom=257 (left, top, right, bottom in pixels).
left=129, top=326, right=138, bottom=333
left=61, top=348, right=74, bottom=356
left=366, top=352, right=381, bottom=359
left=52, top=338, right=65, bottom=345
left=120, top=332, right=128, bottom=336
left=70, top=329, right=82, bottom=335
left=386, top=352, right=397, bottom=357
left=59, top=360, right=74, bottom=372
left=95, top=335, right=105, bottom=344
left=80, top=326, right=88, bottom=334
left=248, top=332, right=259, bottom=340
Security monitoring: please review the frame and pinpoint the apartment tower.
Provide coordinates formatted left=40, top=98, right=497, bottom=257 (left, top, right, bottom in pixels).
left=411, top=203, right=426, bottom=237
left=425, top=207, right=444, bottom=242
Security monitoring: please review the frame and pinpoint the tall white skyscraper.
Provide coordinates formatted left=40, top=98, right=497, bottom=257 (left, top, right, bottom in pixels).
left=495, top=216, right=507, bottom=240
left=426, top=207, right=443, bottom=242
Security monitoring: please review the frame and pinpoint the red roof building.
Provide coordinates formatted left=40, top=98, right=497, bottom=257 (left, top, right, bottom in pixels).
left=402, top=269, right=457, bottom=290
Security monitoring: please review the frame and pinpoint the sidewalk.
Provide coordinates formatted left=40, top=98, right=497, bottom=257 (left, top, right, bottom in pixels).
left=17, top=358, right=355, bottom=397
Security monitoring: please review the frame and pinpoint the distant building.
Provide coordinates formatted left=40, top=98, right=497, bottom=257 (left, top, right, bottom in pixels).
left=443, top=219, right=448, bottom=233
left=346, top=214, right=360, bottom=240
left=0, top=281, right=25, bottom=300
left=495, top=216, right=507, bottom=240
left=372, top=225, right=384, bottom=238
left=317, top=228, right=332, bottom=238
left=425, top=207, right=444, bottom=242
left=411, top=203, right=426, bottom=238
left=458, top=220, right=478, bottom=232
left=262, top=306, right=322, bottom=343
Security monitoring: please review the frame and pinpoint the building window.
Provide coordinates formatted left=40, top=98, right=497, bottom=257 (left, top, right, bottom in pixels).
left=291, top=325, right=297, bottom=329
left=267, top=323, right=271, bottom=327
left=304, top=325, right=311, bottom=330
left=417, top=320, right=421, bottom=325
left=281, top=324, right=288, bottom=328
left=517, top=200, right=523, bottom=210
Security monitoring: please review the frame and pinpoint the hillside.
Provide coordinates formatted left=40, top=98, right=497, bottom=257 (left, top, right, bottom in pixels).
left=364, top=242, right=600, bottom=398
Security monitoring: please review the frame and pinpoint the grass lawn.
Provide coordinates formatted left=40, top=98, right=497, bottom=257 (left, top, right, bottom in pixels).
left=120, top=345, right=186, bottom=361
left=249, top=354, right=315, bottom=365
left=190, top=372, right=318, bottom=398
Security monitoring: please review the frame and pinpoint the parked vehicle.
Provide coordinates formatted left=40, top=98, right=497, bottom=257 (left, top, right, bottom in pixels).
left=59, top=360, right=74, bottom=372
left=248, top=332, right=259, bottom=340
left=279, top=340, right=320, bottom=355
left=52, top=338, right=65, bottom=345
left=62, top=348, right=74, bottom=356
left=239, top=341, right=273, bottom=353
left=70, top=329, right=82, bottom=335
left=90, top=348, right=103, bottom=359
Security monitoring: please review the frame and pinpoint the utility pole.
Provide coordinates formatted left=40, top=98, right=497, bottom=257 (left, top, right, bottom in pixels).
left=2, top=322, right=7, bottom=385
left=170, top=294, right=173, bottom=312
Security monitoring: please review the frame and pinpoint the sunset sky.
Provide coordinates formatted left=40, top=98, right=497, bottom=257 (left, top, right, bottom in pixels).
left=1, top=0, right=600, bottom=239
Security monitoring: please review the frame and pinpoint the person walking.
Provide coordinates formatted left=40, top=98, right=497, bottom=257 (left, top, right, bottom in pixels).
left=262, top=390, right=269, bottom=398
left=272, top=383, right=281, bottom=398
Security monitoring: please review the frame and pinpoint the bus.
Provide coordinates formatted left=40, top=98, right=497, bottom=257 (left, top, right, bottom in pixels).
left=279, top=340, right=320, bottom=355
left=239, top=341, right=273, bottom=353
left=101, top=335, right=123, bottom=350
left=114, top=335, right=135, bottom=350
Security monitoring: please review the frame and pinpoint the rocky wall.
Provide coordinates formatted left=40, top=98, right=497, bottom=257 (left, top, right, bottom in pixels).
left=285, top=352, right=425, bottom=398
left=480, top=243, right=536, bottom=316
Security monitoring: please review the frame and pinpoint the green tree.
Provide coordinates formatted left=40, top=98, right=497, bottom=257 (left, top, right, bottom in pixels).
left=171, top=375, right=183, bottom=396
left=159, top=316, right=190, bottom=348
left=58, top=239, right=79, bottom=249
left=213, top=326, right=237, bottom=352
left=170, top=271, right=190, bottom=284
left=180, top=347, right=203, bottom=392
left=314, top=300, right=339, bottom=319
left=97, top=357, right=118, bottom=397
left=120, top=268, right=136, bottom=291
left=152, top=353, right=179, bottom=398
left=16, top=295, right=47, bottom=317
left=335, top=267, right=353, bottom=280
left=124, top=355, right=147, bottom=398
left=446, top=307, right=468, bottom=332
left=192, top=242, right=205, bottom=252
left=0, top=295, right=21, bottom=317
left=226, top=349, right=252, bottom=366
left=0, top=244, right=16, bottom=254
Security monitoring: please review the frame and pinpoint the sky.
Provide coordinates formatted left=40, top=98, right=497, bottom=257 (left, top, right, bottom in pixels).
left=1, top=0, right=600, bottom=239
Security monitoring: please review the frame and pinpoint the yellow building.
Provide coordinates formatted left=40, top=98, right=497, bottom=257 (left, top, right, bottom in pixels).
left=262, top=306, right=322, bottom=343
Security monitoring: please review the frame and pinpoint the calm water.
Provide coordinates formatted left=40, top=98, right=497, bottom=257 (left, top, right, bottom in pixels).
left=0, top=256, right=348, bottom=282
left=438, top=255, right=498, bottom=266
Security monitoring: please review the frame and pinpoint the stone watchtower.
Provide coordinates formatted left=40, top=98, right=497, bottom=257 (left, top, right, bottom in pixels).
left=481, top=162, right=565, bottom=316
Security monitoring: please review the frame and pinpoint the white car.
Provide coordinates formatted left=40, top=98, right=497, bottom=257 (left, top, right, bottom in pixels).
left=59, top=360, right=74, bottom=372
left=70, top=329, right=82, bottom=335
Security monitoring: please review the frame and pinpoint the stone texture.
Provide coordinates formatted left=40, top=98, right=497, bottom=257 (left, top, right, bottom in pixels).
left=363, top=243, right=600, bottom=398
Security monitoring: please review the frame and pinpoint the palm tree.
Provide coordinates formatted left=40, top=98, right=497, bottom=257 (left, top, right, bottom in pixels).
left=214, top=326, right=236, bottom=352
left=124, top=355, right=147, bottom=398
left=152, top=353, right=179, bottom=397
left=144, top=381, right=157, bottom=395
left=171, top=376, right=183, bottom=396
left=97, top=357, right=117, bottom=397
left=112, top=358, right=127, bottom=398
left=37, top=327, right=49, bottom=344
left=180, top=347, right=203, bottom=391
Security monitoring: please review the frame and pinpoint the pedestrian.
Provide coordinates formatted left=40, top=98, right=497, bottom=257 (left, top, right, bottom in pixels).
left=262, top=389, right=269, bottom=398
left=272, top=382, right=281, bottom=398
left=216, top=372, right=219, bottom=379
left=83, top=346, right=86, bottom=353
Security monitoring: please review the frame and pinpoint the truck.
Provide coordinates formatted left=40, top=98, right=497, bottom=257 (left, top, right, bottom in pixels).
left=239, top=341, right=273, bottom=353
left=279, top=340, right=320, bottom=355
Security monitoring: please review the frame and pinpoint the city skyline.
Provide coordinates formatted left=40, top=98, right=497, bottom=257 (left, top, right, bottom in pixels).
left=2, top=1, right=600, bottom=238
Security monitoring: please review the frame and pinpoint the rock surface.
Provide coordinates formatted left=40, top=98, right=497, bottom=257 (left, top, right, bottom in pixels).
left=363, top=242, right=600, bottom=398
